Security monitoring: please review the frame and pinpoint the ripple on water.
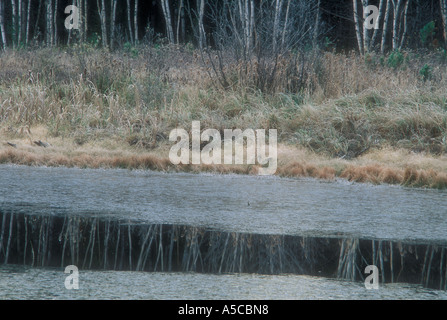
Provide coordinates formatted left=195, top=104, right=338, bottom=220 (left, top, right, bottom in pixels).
left=0, top=266, right=446, bottom=300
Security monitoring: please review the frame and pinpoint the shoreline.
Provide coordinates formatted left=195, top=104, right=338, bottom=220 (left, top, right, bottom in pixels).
left=2, top=129, right=446, bottom=189
left=1, top=48, right=446, bottom=190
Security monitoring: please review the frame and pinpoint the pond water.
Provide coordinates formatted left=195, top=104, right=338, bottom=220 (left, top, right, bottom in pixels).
left=1, top=265, right=445, bottom=300
left=0, top=164, right=446, bottom=300
left=0, top=164, right=446, bottom=241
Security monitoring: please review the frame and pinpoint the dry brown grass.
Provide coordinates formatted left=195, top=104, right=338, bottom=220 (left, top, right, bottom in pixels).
left=0, top=47, right=446, bottom=188
left=338, top=164, right=447, bottom=188
left=1, top=128, right=445, bottom=188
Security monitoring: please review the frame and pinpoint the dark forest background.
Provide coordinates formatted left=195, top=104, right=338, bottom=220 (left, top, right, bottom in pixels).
left=0, top=0, right=446, bottom=53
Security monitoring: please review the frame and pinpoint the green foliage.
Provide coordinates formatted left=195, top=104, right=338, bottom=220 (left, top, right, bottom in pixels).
left=323, top=37, right=334, bottom=50
left=419, top=64, right=432, bottom=81
left=185, top=42, right=195, bottom=54
left=88, top=33, right=102, bottom=47
left=420, top=21, right=435, bottom=46
left=387, top=51, right=405, bottom=69
left=123, top=42, right=139, bottom=57
left=123, top=42, right=132, bottom=51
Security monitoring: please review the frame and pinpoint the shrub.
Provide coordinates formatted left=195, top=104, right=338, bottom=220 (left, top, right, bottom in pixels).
left=419, top=64, right=432, bottom=81
left=420, top=21, right=435, bottom=47
left=387, top=51, right=404, bottom=69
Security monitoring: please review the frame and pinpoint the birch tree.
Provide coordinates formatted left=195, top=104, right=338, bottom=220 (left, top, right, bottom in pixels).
left=197, top=0, right=206, bottom=49
left=18, top=0, right=22, bottom=45
left=53, top=0, right=58, bottom=45
left=440, top=0, right=447, bottom=46
left=160, top=0, right=174, bottom=44
left=110, top=0, right=118, bottom=49
left=0, top=0, right=6, bottom=49
left=67, top=0, right=75, bottom=45
left=353, top=0, right=364, bottom=54
left=134, top=0, right=138, bottom=44
left=83, top=0, right=88, bottom=42
left=354, top=0, right=409, bottom=53
left=78, top=0, right=85, bottom=42
left=392, top=0, right=403, bottom=50
left=399, top=0, right=410, bottom=49
left=362, top=0, right=371, bottom=53
left=46, top=0, right=54, bottom=46
left=381, top=0, right=391, bottom=53
left=127, top=0, right=134, bottom=44
left=272, top=0, right=284, bottom=53
left=25, top=0, right=31, bottom=44
left=11, top=0, right=17, bottom=48
left=280, top=0, right=291, bottom=51
left=249, top=0, right=255, bottom=51
left=370, top=0, right=386, bottom=50
left=226, top=0, right=255, bottom=57
left=176, top=0, right=185, bottom=43
left=97, top=0, right=108, bottom=47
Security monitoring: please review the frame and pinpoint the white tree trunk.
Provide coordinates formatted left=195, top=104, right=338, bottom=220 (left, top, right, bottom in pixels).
left=249, top=0, right=255, bottom=51
left=381, top=0, right=391, bottom=53
left=392, top=0, right=404, bottom=51
left=134, top=0, right=138, bottom=44
left=272, top=0, right=284, bottom=53
left=228, top=1, right=243, bottom=50
left=281, top=0, right=291, bottom=51
left=441, top=0, right=447, bottom=46
left=97, top=0, right=107, bottom=47
left=11, top=0, right=17, bottom=48
left=399, top=0, right=410, bottom=49
left=111, top=0, right=117, bottom=49
left=25, top=0, right=31, bottom=44
left=243, top=0, right=250, bottom=52
left=160, top=0, right=174, bottom=44
left=198, top=0, right=205, bottom=49
left=46, top=0, right=53, bottom=46
left=353, top=0, right=364, bottom=54
left=371, top=0, right=385, bottom=50
left=176, top=0, right=184, bottom=43
left=127, top=0, right=134, bottom=44
left=0, top=0, right=7, bottom=49
left=18, top=0, right=22, bottom=45
left=78, top=0, right=86, bottom=43
left=67, top=0, right=75, bottom=45
left=53, top=0, right=58, bottom=46
left=362, top=0, right=370, bottom=53
left=84, top=0, right=88, bottom=42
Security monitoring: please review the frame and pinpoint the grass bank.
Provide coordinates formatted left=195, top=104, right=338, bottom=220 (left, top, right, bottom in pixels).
left=0, top=45, right=446, bottom=188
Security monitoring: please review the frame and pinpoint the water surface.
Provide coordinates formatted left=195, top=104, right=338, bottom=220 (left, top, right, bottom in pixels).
left=0, top=265, right=445, bottom=300
left=1, top=164, right=446, bottom=300
left=0, top=164, right=446, bottom=241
